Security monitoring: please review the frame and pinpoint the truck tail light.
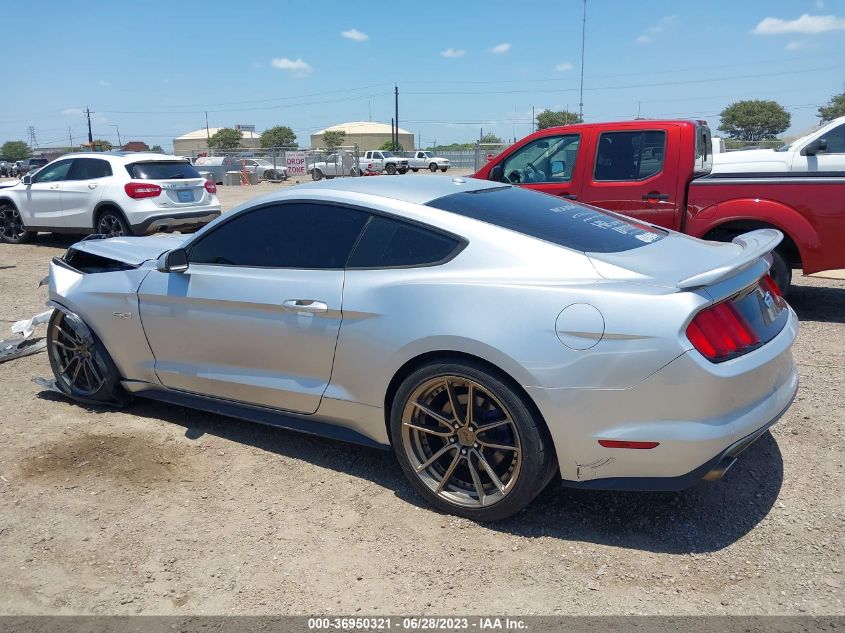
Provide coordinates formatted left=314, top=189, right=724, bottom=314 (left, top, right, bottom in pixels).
left=124, top=182, right=162, bottom=199
left=204, top=180, right=217, bottom=194
left=686, top=300, right=760, bottom=362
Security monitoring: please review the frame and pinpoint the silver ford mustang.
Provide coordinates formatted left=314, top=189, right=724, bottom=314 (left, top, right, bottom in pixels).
left=46, top=177, right=798, bottom=521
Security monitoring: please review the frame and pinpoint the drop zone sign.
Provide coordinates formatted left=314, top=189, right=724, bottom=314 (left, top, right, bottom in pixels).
left=286, top=151, right=307, bottom=177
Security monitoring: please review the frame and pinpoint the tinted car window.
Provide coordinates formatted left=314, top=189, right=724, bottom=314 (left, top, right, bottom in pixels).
left=822, top=123, right=845, bottom=153
left=427, top=187, right=666, bottom=253
left=32, top=159, right=73, bottom=183
left=594, top=131, right=666, bottom=181
left=348, top=216, right=460, bottom=268
left=189, top=203, right=369, bottom=269
left=127, top=161, right=200, bottom=180
left=70, top=158, right=112, bottom=180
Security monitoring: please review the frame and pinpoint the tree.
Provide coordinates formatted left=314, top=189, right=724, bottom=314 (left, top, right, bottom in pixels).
left=536, top=109, right=583, bottom=130
left=322, top=130, right=346, bottom=150
left=379, top=139, right=404, bottom=151
left=150, top=144, right=164, bottom=153
left=260, top=125, right=297, bottom=149
left=208, top=127, right=242, bottom=150
left=1, top=140, right=32, bottom=161
left=818, top=92, right=845, bottom=122
left=91, top=139, right=112, bottom=151
left=479, top=133, right=503, bottom=144
left=718, top=100, right=791, bottom=141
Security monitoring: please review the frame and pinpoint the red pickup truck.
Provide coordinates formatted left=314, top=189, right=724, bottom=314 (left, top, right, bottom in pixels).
left=474, top=119, right=845, bottom=293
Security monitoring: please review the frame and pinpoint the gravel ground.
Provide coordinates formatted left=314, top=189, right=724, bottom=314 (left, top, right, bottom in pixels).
left=0, top=174, right=842, bottom=615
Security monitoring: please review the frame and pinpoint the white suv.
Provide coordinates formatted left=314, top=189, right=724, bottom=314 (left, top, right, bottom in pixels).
left=0, top=152, right=221, bottom=243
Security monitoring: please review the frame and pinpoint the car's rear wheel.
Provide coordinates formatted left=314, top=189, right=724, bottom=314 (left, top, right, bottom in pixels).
left=391, top=361, right=555, bottom=521
left=47, top=309, right=129, bottom=405
left=96, top=209, right=129, bottom=237
left=770, top=248, right=793, bottom=297
left=385, top=164, right=397, bottom=175
left=0, top=203, right=34, bottom=244
left=440, top=167, right=448, bottom=172
left=312, top=169, right=323, bottom=181
left=411, top=168, right=419, bottom=172
left=429, top=163, right=438, bottom=172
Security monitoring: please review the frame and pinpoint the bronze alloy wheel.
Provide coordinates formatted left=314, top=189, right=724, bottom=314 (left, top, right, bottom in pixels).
left=401, top=375, right=522, bottom=508
left=48, top=311, right=106, bottom=397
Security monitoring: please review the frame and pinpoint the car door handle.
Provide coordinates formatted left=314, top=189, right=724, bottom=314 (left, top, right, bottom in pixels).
left=642, top=193, right=669, bottom=201
left=561, top=194, right=578, bottom=200
left=283, top=299, right=328, bottom=313
left=49, top=184, right=60, bottom=190
left=88, top=184, right=98, bottom=189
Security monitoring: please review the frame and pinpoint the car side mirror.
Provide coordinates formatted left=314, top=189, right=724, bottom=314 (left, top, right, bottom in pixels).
left=21, top=174, right=32, bottom=185
left=489, top=164, right=503, bottom=182
left=157, top=248, right=189, bottom=273
left=551, top=160, right=565, bottom=176
left=802, top=138, right=828, bottom=156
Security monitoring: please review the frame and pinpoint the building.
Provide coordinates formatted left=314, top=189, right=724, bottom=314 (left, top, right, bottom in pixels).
left=310, top=121, right=414, bottom=151
left=172, top=127, right=261, bottom=155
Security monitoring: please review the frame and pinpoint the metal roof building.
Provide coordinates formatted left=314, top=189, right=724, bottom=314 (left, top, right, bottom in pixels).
left=173, top=127, right=261, bottom=154
left=310, top=121, right=414, bottom=151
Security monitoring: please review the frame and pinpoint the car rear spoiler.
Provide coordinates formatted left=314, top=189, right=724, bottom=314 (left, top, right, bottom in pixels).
left=676, top=229, right=783, bottom=289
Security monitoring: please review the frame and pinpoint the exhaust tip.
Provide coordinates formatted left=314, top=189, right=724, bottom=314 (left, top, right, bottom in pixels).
left=703, top=456, right=737, bottom=481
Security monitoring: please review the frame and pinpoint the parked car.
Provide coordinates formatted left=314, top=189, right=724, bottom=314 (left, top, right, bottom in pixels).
left=712, top=115, right=845, bottom=173
left=308, top=153, right=379, bottom=180
left=242, top=158, right=288, bottom=181
left=0, top=152, right=221, bottom=243
left=363, top=150, right=409, bottom=175
left=18, top=157, right=48, bottom=175
left=407, top=150, right=450, bottom=172
left=474, top=119, right=845, bottom=294
left=44, top=177, right=797, bottom=521
left=0, top=160, right=11, bottom=177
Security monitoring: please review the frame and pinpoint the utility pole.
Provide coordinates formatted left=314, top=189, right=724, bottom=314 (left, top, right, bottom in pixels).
left=394, top=85, right=399, bottom=151
left=205, top=111, right=211, bottom=152
left=532, top=104, right=535, bottom=132
left=111, top=124, right=122, bottom=148
left=391, top=118, right=395, bottom=151
left=27, top=126, right=37, bottom=149
left=68, top=127, right=74, bottom=150
left=85, top=107, right=94, bottom=149
left=579, top=0, right=587, bottom=120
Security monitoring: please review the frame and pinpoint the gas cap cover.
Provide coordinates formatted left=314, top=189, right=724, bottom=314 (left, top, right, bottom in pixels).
left=555, top=303, right=605, bottom=350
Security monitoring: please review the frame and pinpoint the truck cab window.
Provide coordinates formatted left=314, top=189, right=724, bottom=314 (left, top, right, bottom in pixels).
left=594, top=131, right=666, bottom=181
left=501, top=134, right=580, bottom=184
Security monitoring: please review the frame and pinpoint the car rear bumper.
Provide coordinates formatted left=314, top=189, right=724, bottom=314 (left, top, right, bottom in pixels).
left=526, top=307, right=799, bottom=487
left=130, top=208, right=221, bottom=234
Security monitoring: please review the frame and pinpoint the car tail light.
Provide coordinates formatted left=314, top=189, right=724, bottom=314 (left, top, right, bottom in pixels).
left=686, top=300, right=760, bottom=362
left=124, top=182, right=162, bottom=199
left=204, top=180, right=217, bottom=194
left=760, top=273, right=784, bottom=301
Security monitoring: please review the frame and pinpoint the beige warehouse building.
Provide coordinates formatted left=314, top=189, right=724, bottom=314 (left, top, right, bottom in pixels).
left=311, top=121, right=414, bottom=151
left=172, top=127, right=261, bottom=155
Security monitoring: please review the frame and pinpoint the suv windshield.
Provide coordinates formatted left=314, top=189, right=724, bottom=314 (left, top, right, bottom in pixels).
left=30, top=159, right=48, bottom=166
left=428, top=186, right=666, bottom=253
left=127, top=161, right=200, bottom=180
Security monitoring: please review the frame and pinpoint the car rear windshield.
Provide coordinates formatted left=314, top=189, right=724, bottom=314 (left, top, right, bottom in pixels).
left=126, top=161, right=201, bottom=180
left=427, top=186, right=666, bottom=253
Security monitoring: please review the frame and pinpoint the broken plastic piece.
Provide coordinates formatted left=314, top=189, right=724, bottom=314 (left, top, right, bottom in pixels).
left=11, top=309, right=53, bottom=338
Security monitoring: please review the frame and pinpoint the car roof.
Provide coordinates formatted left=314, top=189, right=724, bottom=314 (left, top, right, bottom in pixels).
left=47, top=151, right=187, bottom=163
left=291, top=175, right=502, bottom=205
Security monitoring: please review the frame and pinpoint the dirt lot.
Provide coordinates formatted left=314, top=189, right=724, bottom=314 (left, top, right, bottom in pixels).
left=0, top=174, right=842, bottom=616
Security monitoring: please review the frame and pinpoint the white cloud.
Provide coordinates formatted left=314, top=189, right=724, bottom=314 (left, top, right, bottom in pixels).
left=490, top=42, right=511, bottom=54
left=270, top=57, right=313, bottom=78
left=753, top=13, right=845, bottom=34
left=441, top=47, right=465, bottom=58
left=61, top=108, right=84, bottom=116
left=341, top=28, right=368, bottom=41
left=98, top=79, right=110, bottom=87
left=785, top=40, right=804, bottom=49
left=636, top=15, right=678, bottom=44
left=554, top=62, right=573, bottom=72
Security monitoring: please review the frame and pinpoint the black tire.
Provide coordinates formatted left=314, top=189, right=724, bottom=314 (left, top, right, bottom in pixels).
left=46, top=309, right=130, bottom=406
left=96, top=208, right=130, bottom=237
left=0, top=202, right=34, bottom=244
left=770, top=248, right=793, bottom=297
left=385, top=164, right=397, bottom=175
left=440, top=167, right=448, bottom=172
left=390, top=360, right=556, bottom=522
left=264, top=169, right=277, bottom=180
left=349, top=167, right=361, bottom=177
left=429, top=163, right=438, bottom=172
left=311, top=169, right=323, bottom=181
left=411, top=168, right=419, bottom=172
left=398, top=168, right=408, bottom=174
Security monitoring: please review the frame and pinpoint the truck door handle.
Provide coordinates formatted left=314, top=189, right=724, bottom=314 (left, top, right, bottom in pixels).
left=642, top=193, right=669, bottom=201
left=49, top=185, right=60, bottom=190
left=561, top=194, right=578, bottom=200
left=283, top=299, right=328, bottom=313
left=88, top=184, right=98, bottom=189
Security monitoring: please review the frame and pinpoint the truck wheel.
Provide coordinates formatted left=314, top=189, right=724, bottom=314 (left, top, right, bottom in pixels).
left=312, top=169, right=323, bottom=181
left=0, top=202, right=34, bottom=244
left=385, top=164, right=397, bottom=175
left=411, top=168, right=419, bottom=172
left=429, top=163, right=438, bottom=172
left=440, top=167, right=448, bottom=172
left=770, top=248, right=793, bottom=297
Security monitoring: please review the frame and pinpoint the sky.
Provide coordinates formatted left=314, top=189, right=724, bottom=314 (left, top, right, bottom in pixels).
left=2, top=0, right=844, bottom=152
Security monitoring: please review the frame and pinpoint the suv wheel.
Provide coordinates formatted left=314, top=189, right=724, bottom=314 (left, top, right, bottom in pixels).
left=0, top=203, right=34, bottom=244
left=429, top=163, right=438, bottom=172
left=385, top=164, right=397, bottom=175
left=96, top=209, right=129, bottom=237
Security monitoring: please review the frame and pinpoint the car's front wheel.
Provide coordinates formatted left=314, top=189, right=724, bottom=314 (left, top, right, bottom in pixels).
left=96, top=209, right=129, bottom=237
left=0, top=203, right=34, bottom=244
left=391, top=361, right=556, bottom=521
left=385, top=164, right=397, bottom=175
left=312, top=169, right=323, bottom=181
left=429, top=163, right=438, bottom=172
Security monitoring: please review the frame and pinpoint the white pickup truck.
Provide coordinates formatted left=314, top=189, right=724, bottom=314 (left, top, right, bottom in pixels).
left=407, top=150, right=450, bottom=172
left=362, top=151, right=409, bottom=175
left=308, top=153, right=381, bottom=180
left=712, top=115, right=845, bottom=173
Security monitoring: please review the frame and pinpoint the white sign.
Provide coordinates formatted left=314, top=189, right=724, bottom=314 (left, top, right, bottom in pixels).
left=286, top=151, right=307, bottom=176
